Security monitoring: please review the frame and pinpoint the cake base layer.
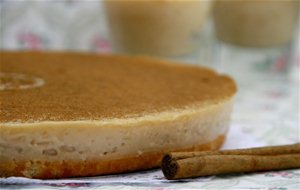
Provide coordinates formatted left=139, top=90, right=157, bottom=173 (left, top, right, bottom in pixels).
left=1, top=135, right=225, bottom=179
left=1, top=98, right=234, bottom=179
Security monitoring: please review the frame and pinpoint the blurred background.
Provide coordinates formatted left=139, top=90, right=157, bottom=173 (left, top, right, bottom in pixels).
left=0, top=0, right=299, bottom=82
left=0, top=0, right=299, bottom=144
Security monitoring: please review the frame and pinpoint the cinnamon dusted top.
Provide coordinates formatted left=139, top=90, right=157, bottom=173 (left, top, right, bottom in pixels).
left=0, top=51, right=236, bottom=123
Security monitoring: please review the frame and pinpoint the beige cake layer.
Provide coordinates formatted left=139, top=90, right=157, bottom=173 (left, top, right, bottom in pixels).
left=0, top=51, right=237, bottom=178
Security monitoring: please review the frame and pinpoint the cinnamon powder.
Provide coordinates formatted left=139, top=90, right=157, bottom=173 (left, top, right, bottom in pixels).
left=0, top=51, right=236, bottom=123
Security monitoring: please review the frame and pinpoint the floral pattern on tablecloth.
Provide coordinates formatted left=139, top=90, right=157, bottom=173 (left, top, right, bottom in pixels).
left=0, top=0, right=111, bottom=53
left=0, top=0, right=299, bottom=189
left=1, top=170, right=300, bottom=190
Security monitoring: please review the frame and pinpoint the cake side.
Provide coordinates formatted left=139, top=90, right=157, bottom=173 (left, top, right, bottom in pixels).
left=0, top=98, right=234, bottom=178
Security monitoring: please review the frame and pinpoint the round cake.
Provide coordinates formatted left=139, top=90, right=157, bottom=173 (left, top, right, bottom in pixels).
left=0, top=51, right=237, bottom=178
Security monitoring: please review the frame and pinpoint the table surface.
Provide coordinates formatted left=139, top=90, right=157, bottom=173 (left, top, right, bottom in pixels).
left=1, top=1, right=299, bottom=189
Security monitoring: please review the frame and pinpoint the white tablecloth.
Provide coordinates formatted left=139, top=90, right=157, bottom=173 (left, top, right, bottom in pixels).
left=1, top=1, right=299, bottom=189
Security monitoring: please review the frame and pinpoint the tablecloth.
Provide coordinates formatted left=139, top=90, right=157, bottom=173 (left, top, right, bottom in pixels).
left=0, top=1, right=299, bottom=189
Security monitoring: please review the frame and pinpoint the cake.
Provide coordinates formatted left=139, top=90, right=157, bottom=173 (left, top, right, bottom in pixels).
left=0, top=51, right=237, bottom=179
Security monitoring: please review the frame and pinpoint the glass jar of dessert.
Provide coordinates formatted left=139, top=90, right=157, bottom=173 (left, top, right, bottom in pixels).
left=104, top=0, right=212, bottom=63
left=212, top=0, right=299, bottom=84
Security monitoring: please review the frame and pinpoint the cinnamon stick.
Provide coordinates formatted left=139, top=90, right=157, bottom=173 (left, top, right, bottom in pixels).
left=161, top=143, right=300, bottom=180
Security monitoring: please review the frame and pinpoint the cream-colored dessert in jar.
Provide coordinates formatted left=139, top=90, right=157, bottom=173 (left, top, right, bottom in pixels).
left=104, top=0, right=212, bottom=56
left=213, top=0, right=299, bottom=47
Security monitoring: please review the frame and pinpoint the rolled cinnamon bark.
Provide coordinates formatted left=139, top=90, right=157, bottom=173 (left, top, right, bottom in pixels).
left=168, top=143, right=300, bottom=160
left=161, top=143, right=300, bottom=180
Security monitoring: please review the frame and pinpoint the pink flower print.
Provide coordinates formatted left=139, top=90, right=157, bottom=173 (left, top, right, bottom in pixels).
left=90, top=35, right=112, bottom=53
left=265, top=171, right=300, bottom=179
left=266, top=90, right=284, bottom=99
left=17, top=32, right=45, bottom=50
left=271, top=54, right=288, bottom=72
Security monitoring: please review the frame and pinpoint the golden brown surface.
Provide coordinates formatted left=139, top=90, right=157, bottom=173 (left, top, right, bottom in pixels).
left=0, top=135, right=225, bottom=179
left=0, top=51, right=236, bottom=123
